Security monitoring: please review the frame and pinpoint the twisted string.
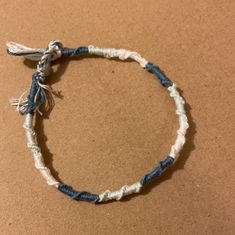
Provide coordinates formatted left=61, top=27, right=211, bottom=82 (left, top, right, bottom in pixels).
left=58, top=184, right=100, bottom=203
left=145, top=63, right=173, bottom=87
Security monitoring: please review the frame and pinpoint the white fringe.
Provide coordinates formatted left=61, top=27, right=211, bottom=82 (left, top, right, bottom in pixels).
left=9, top=90, right=29, bottom=114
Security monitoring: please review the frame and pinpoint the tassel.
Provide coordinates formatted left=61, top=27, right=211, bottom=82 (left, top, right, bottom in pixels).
left=10, top=80, right=60, bottom=115
left=6, top=41, right=45, bottom=61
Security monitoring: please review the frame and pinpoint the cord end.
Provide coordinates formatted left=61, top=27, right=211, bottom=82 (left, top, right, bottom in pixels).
left=6, top=41, right=44, bottom=61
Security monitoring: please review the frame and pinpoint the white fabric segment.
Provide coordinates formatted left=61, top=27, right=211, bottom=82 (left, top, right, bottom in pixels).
left=98, top=181, right=142, bottom=202
left=23, top=114, right=59, bottom=187
left=88, top=45, right=148, bottom=68
left=168, top=83, right=189, bottom=159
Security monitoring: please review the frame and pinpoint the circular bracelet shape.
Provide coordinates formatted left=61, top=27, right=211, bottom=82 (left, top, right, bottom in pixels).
left=7, top=40, right=189, bottom=204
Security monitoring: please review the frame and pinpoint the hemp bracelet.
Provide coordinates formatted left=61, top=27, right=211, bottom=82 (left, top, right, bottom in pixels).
left=7, top=40, right=189, bottom=204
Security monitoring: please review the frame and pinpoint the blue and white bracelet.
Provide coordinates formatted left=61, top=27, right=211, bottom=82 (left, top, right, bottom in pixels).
left=7, top=40, right=189, bottom=204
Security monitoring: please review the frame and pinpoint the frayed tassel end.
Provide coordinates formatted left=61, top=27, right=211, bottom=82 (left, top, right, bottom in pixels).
left=9, top=97, right=29, bottom=114
left=9, top=97, right=43, bottom=115
left=9, top=72, right=62, bottom=116
left=9, top=90, right=29, bottom=115
left=6, top=41, right=45, bottom=61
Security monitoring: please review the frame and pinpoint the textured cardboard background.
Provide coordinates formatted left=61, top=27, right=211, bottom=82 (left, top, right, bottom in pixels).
left=0, top=0, right=234, bottom=234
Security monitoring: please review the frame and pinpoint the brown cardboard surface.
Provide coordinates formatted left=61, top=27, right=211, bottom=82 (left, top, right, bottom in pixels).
left=0, top=0, right=234, bottom=234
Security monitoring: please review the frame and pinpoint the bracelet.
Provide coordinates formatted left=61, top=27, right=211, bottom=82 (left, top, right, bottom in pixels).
left=7, top=40, right=189, bottom=204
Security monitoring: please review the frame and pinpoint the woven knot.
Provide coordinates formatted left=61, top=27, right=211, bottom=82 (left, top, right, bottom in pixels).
left=47, top=40, right=64, bottom=61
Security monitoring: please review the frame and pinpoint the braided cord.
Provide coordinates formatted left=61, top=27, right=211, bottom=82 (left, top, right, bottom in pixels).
left=7, top=41, right=189, bottom=204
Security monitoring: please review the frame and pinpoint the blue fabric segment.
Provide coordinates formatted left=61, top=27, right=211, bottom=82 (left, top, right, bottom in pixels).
left=140, top=156, right=174, bottom=185
left=145, top=63, right=173, bottom=87
left=62, top=47, right=89, bottom=56
left=23, top=72, right=46, bottom=114
left=58, top=184, right=100, bottom=203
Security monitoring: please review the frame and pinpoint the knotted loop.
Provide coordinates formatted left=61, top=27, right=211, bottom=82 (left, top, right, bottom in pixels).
left=6, top=40, right=63, bottom=62
left=47, top=40, right=64, bottom=61
left=9, top=40, right=63, bottom=115
left=36, top=40, right=64, bottom=77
